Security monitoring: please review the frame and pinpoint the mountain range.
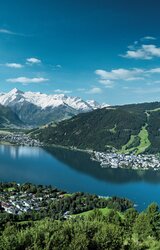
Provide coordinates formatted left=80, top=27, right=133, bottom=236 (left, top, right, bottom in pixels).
left=2, top=88, right=160, bottom=155
left=0, top=88, right=108, bottom=126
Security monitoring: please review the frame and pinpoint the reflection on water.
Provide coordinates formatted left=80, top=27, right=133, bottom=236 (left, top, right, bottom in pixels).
left=45, top=146, right=160, bottom=184
left=1, top=145, right=160, bottom=211
left=0, top=145, right=41, bottom=159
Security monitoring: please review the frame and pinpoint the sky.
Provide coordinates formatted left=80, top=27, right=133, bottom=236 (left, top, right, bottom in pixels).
left=0, top=0, right=160, bottom=105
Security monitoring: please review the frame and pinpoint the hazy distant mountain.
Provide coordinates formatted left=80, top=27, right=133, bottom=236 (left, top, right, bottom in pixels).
left=86, top=100, right=108, bottom=109
left=0, top=104, right=23, bottom=128
left=0, top=88, right=109, bottom=126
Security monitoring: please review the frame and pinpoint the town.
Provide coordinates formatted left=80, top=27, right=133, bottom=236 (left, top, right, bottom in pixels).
left=0, top=182, right=126, bottom=221
left=0, top=132, right=43, bottom=147
left=91, top=151, right=160, bottom=170
left=0, top=183, right=66, bottom=216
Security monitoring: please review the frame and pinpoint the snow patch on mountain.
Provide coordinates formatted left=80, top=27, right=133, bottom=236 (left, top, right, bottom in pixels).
left=0, top=88, right=108, bottom=111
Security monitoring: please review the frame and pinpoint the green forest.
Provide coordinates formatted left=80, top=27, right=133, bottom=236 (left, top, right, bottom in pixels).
left=1, top=182, right=160, bottom=249
left=1, top=202, right=160, bottom=249
left=33, top=102, right=160, bottom=154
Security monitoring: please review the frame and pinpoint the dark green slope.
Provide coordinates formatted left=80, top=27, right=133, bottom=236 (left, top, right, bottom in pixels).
left=147, top=110, right=160, bottom=153
left=0, top=104, right=23, bottom=128
left=33, top=102, right=160, bottom=154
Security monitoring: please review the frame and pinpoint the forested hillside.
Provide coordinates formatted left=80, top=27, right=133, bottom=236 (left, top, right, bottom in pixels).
left=33, top=102, right=160, bottom=154
left=1, top=182, right=160, bottom=249
left=2, top=204, right=160, bottom=250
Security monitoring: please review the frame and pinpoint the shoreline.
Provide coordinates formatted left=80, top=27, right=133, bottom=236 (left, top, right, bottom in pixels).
left=1, top=138, right=160, bottom=172
left=91, top=151, right=160, bottom=171
left=44, top=143, right=94, bottom=154
left=42, top=144, right=160, bottom=172
left=44, top=144, right=160, bottom=171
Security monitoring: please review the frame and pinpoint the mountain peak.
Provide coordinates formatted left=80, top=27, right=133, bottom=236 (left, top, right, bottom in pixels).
left=9, top=88, right=24, bottom=95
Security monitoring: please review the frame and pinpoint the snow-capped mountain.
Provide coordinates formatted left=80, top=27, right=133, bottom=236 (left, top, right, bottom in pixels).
left=86, top=100, right=100, bottom=109
left=0, top=88, right=108, bottom=126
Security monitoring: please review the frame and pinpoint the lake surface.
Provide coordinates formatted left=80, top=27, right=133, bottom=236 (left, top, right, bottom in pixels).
left=1, top=145, right=160, bottom=210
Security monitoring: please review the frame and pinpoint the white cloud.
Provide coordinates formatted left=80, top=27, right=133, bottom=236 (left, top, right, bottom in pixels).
left=95, top=68, right=144, bottom=82
left=26, top=58, right=41, bottom=64
left=125, top=77, right=145, bottom=81
left=54, top=89, right=72, bottom=94
left=95, top=66, right=160, bottom=86
left=86, top=87, right=102, bottom=94
left=77, top=88, right=86, bottom=92
left=6, top=77, right=48, bottom=84
left=123, top=86, right=130, bottom=90
left=0, top=29, right=23, bottom=36
left=98, top=79, right=114, bottom=88
left=143, top=45, right=160, bottom=56
left=121, top=44, right=160, bottom=60
left=122, top=85, right=160, bottom=94
left=0, top=29, right=14, bottom=34
left=141, top=36, right=156, bottom=41
left=5, top=63, right=23, bottom=68
left=51, top=64, right=62, bottom=70
left=56, top=64, right=62, bottom=68
left=148, top=68, right=160, bottom=73
left=122, top=49, right=151, bottom=59
left=133, top=87, right=160, bottom=94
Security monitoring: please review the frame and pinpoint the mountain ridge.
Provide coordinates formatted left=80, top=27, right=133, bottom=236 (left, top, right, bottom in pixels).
left=0, top=88, right=109, bottom=126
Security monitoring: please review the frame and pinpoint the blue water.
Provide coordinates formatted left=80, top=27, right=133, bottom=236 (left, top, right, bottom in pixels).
left=0, top=145, right=160, bottom=211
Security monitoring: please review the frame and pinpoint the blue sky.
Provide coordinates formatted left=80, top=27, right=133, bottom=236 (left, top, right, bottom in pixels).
left=0, top=0, right=160, bottom=105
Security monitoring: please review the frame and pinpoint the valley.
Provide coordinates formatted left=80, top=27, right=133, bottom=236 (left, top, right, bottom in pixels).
left=1, top=1, right=160, bottom=248
left=1, top=92, right=160, bottom=171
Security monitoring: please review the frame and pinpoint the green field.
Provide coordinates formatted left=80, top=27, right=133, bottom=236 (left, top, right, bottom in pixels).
left=119, top=135, right=138, bottom=154
left=72, top=207, right=124, bottom=219
left=63, top=193, right=72, bottom=197
left=119, top=124, right=151, bottom=155
left=136, top=125, right=151, bottom=154
left=72, top=207, right=111, bottom=217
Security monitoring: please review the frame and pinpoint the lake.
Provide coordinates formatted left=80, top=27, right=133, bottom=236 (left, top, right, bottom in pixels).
left=1, top=145, right=160, bottom=211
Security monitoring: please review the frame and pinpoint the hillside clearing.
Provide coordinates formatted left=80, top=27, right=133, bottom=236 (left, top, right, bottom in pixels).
left=136, top=125, right=151, bottom=154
